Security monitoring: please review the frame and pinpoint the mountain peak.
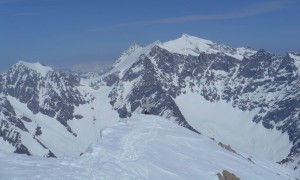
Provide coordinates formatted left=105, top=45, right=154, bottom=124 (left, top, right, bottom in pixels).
left=118, top=43, right=142, bottom=59
left=14, top=60, right=52, bottom=77
left=111, top=41, right=158, bottom=76
left=128, top=43, right=142, bottom=52
left=181, top=33, right=189, bottom=37
left=156, top=34, right=257, bottom=60
left=179, top=33, right=214, bottom=44
left=158, top=34, right=215, bottom=56
left=181, top=33, right=192, bottom=39
left=180, top=33, right=212, bottom=43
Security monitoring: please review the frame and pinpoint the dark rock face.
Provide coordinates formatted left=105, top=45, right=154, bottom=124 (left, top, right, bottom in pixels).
left=21, top=116, right=32, bottom=122
left=35, top=126, right=42, bottom=136
left=103, top=73, right=119, bottom=86
left=74, top=115, right=83, bottom=119
left=0, top=62, right=91, bottom=157
left=0, top=96, right=28, bottom=132
left=0, top=96, right=30, bottom=155
left=14, top=144, right=31, bottom=155
left=2, top=64, right=88, bottom=128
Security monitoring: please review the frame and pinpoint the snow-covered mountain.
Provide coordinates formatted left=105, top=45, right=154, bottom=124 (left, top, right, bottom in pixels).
left=1, top=34, right=300, bottom=171
left=1, top=115, right=299, bottom=180
left=0, top=61, right=120, bottom=157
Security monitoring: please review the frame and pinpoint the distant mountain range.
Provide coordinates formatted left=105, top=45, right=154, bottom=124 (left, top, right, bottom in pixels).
left=0, top=34, right=300, bottom=170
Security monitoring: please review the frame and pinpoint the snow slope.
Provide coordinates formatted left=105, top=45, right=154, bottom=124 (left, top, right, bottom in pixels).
left=174, top=91, right=293, bottom=162
left=110, top=42, right=158, bottom=76
left=160, top=33, right=213, bottom=56
left=0, top=115, right=298, bottom=180
left=1, top=77, right=119, bottom=157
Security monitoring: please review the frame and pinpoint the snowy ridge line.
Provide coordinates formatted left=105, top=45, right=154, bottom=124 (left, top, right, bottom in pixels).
left=0, top=115, right=299, bottom=180
left=14, top=60, right=53, bottom=77
left=158, top=33, right=256, bottom=60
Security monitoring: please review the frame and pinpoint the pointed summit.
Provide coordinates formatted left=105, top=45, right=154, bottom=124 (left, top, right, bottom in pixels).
left=127, top=42, right=142, bottom=52
left=181, top=33, right=189, bottom=37
left=111, top=41, right=157, bottom=76
left=117, top=43, right=142, bottom=61
left=180, top=33, right=193, bottom=39
left=113, top=43, right=143, bottom=68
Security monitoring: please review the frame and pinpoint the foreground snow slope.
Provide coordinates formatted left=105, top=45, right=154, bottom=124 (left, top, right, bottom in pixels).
left=0, top=115, right=298, bottom=180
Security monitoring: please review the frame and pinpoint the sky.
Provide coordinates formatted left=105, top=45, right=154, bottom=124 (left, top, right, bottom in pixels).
left=0, top=0, right=299, bottom=71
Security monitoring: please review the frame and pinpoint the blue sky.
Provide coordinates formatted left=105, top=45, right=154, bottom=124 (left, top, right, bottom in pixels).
left=0, top=0, right=299, bottom=71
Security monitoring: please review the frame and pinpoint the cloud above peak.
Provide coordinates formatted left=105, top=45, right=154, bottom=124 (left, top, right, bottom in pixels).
left=90, top=0, right=292, bottom=31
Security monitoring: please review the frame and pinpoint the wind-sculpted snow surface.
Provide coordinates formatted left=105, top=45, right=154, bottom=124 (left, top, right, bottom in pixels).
left=0, top=115, right=299, bottom=180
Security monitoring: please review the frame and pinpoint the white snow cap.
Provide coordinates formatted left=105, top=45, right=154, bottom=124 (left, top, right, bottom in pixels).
left=108, top=34, right=257, bottom=77
left=159, top=33, right=256, bottom=60
left=159, top=33, right=214, bottom=56
left=15, top=60, right=52, bottom=77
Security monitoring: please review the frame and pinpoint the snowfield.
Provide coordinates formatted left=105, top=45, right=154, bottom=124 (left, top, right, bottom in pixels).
left=0, top=114, right=299, bottom=180
left=174, top=91, right=293, bottom=162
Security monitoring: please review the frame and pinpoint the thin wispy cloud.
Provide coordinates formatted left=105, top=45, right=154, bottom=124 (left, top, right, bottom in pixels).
left=89, top=0, right=291, bottom=32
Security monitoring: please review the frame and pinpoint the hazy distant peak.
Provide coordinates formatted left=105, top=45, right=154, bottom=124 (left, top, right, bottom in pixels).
left=14, top=60, right=52, bottom=77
